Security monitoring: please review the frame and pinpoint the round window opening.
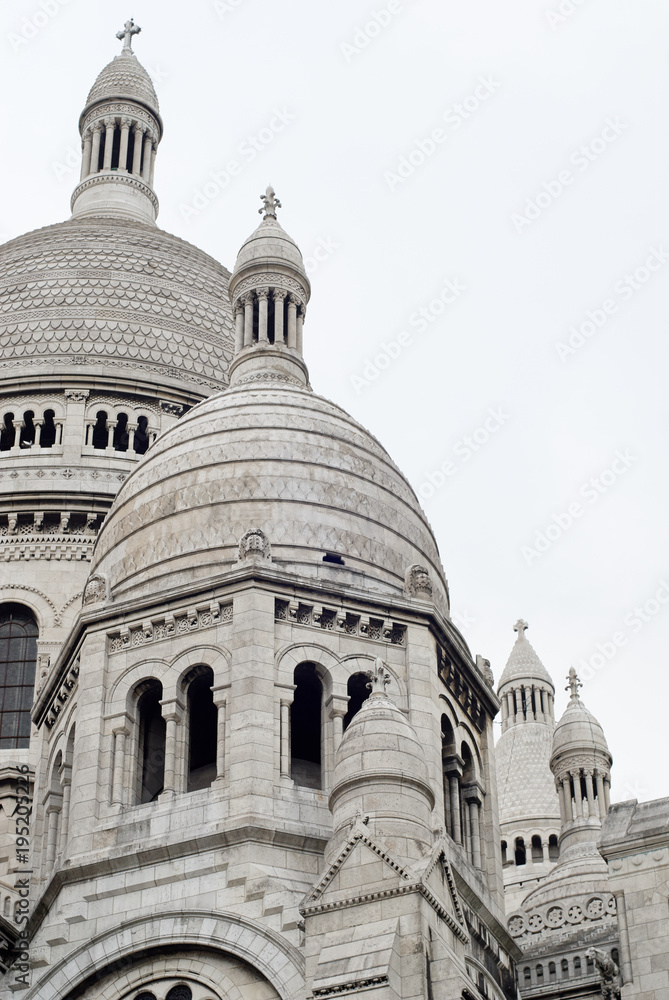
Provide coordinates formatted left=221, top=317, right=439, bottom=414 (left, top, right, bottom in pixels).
left=166, top=988, right=193, bottom=1000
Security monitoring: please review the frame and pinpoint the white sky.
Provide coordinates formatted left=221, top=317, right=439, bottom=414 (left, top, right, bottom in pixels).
left=1, top=0, right=668, bottom=804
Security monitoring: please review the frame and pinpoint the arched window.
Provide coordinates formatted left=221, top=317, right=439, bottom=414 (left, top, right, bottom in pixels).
left=290, top=662, right=322, bottom=788
left=166, top=985, right=192, bottom=1000
left=0, top=413, right=15, bottom=451
left=92, top=411, right=109, bottom=450
left=134, top=415, right=150, bottom=455
left=40, top=409, right=57, bottom=448
left=523, top=967, right=531, bottom=984
left=536, top=964, right=544, bottom=983
left=548, top=834, right=559, bottom=861
left=186, top=668, right=217, bottom=792
left=343, top=672, right=370, bottom=730
left=574, top=956, right=582, bottom=975
left=0, top=604, right=38, bottom=748
left=19, top=411, right=35, bottom=448
left=137, top=681, right=165, bottom=803
left=561, top=958, right=569, bottom=978
left=3, top=896, right=9, bottom=917
left=611, top=948, right=619, bottom=965
left=113, top=412, right=129, bottom=452
left=501, top=840, right=508, bottom=865
left=134, top=994, right=157, bottom=1000
left=531, top=835, right=543, bottom=862
left=548, top=961, right=557, bottom=982
left=586, top=953, right=594, bottom=973
left=514, top=837, right=526, bottom=866
left=441, top=715, right=460, bottom=842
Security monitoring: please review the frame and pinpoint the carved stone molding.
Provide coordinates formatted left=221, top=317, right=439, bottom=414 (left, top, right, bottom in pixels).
left=107, top=600, right=232, bottom=654
left=71, top=172, right=160, bottom=214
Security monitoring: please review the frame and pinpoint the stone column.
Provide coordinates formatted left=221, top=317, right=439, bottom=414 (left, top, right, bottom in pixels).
left=149, top=146, right=157, bottom=186
left=45, top=804, right=61, bottom=868
left=212, top=690, right=228, bottom=781
left=603, top=776, right=611, bottom=811
left=243, top=294, right=254, bottom=346
left=118, top=118, right=131, bottom=172
left=331, top=712, right=345, bottom=752
left=127, top=423, right=138, bottom=456
left=142, top=134, right=153, bottom=181
left=103, top=118, right=115, bottom=171
left=584, top=770, right=596, bottom=818
left=614, top=891, right=634, bottom=984
left=132, top=125, right=144, bottom=174
left=468, top=800, right=482, bottom=869
left=105, top=420, right=117, bottom=453
left=90, top=124, right=103, bottom=174
left=443, top=773, right=452, bottom=834
left=11, top=420, right=23, bottom=452
left=463, top=801, right=471, bottom=858
left=80, top=131, right=93, bottom=179
left=58, top=765, right=72, bottom=856
left=160, top=705, right=182, bottom=796
left=257, top=289, right=269, bottom=343
left=287, top=296, right=297, bottom=348
left=448, top=775, right=462, bottom=844
left=595, top=772, right=607, bottom=819
left=111, top=727, right=129, bottom=805
left=273, top=290, right=285, bottom=344
left=234, top=303, right=244, bottom=354
left=280, top=699, right=292, bottom=778
left=33, top=419, right=43, bottom=447
left=296, top=309, right=304, bottom=354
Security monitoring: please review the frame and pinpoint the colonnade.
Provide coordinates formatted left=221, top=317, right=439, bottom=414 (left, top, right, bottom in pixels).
left=234, top=289, right=305, bottom=353
left=500, top=683, right=554, bottom=729
left=556, top=767, right=610, bottom=823
left=80, top=116, right=156, bottom=184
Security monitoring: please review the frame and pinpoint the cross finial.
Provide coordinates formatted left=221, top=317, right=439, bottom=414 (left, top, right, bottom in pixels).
left=116, top=18, right=141, bottom=53
left=566, top=666, right=582, bottom=701
left=367, top=657, right=391, bottom=696
left=514, top=618, right=529, bottom=637
left=259, top=184, right=281, bottom=220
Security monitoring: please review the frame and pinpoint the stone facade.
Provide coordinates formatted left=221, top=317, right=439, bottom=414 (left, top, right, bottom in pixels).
left=599, top=799, right=669, bottom=1000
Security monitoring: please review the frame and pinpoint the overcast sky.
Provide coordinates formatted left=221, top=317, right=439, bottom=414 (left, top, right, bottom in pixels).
left=1, top=0, right=668, bottom=804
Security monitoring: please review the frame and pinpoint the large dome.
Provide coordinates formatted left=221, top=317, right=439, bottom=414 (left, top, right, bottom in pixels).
left=89, top=380, right=449, bottom=608
left=0, top=216, right=234, bottom=395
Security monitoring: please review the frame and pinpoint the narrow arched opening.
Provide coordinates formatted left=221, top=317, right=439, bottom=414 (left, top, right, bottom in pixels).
left=531, top=834, right=543, bottom=862
left=92, top=411, right=109, bottom=450
left=290, top=662, right=322, bottom=788
left=514, top=836, right=526, bottom=866
left=186, top=667, right=217, bottom=792
left=137, top=680, right=165, bottom=803
left=113, top=412, right=129, bottom=452
left=343, top=671, right=370, bottom=730
left=40, top=409, right=57, bottom=448
left=0, top=413, right=15, bottom=451
left=548, top=833, right=559, bottom=861
left=19, top=411, right=35, bottom=448
left=134, top=415, right=150, bottom=455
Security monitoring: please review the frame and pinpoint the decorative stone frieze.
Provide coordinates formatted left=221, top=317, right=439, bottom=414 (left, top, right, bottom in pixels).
left=438, top=645, right=486, bottom=732
left=275, top=598, right=406, bottom=646
left=106, top=600, right=232, bottom=653
left=44, top=657, right=80, bottom=729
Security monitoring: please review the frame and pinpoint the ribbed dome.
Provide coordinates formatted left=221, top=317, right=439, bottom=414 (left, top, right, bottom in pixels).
left=498, top=625, right=554, bottom=690
left=0, top=217, right=234, bottom=394
left=85, top=51, right=159, bottom=112
left=552, top=696, right=610, bottom=758
left=233, top=216, right=307, bottom=273
left=89, top=380, right=449, bottom=608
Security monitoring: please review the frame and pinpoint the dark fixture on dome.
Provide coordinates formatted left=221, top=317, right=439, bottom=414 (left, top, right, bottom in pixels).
left=323, top=553, right=344, bottom=565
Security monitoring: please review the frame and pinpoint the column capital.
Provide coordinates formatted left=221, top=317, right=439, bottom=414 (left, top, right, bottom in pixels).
left=159, top=697, right=184, bottom=722
left=104, top=116, right=116, bottom=127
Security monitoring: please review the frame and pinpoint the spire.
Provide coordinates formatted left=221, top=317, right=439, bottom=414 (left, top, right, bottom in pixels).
left=228, top=188, right=311, bottom=388
left=70, top=23, right=163, bottom=224
left=497, top=619, right=555, bottom=730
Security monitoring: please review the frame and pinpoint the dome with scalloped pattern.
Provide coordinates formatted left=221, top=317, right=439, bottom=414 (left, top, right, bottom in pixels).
left=552, top=695, right=610, bottom=759
left=496, top=723, right=560, bottom=824
left=88, top=379, right=449, bottom=610
left=85, top=50, right=159, bottom=112
left=0, top=216, right=234, bottom=395
left=233, top=216, right=307, bottom=274
left=497, top=626, right=554, bottom=690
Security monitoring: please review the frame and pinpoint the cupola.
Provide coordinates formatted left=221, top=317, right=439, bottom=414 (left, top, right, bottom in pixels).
left=497, top=619, right=556, bottom=731
left=71, top=20, right=163, bottom=223
left=550, top=668, right=612, bottom=853
left=227, top=187, right=311, bottom=387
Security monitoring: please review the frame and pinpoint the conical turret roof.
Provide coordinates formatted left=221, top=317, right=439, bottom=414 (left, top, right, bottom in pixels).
left=498, top=619, right=554, bottom=690
left=552, top=668, right=610, bottom=758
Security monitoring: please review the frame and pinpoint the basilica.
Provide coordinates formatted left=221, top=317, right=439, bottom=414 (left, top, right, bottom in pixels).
left=0, top=22, right=666, bottom=1000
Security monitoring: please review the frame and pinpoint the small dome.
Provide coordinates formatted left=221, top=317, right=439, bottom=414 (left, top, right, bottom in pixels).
left=498, top=620, right=554, bottom=690
left=233, top=216, right=306, bottom=274
left=552, top=695, right=610, bottom=759
left=85, top=51, right=159, bottom=112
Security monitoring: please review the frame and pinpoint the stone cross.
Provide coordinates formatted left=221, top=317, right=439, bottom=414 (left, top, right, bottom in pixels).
left=514, top=618, right=528, bottom=636
left=259, top=185, right=281, bottom=219
left=367, top=657, right=391, bottom=696
left=116, top=19, right=141, bottom=53
left=566, top=666, right=583, bottom=701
